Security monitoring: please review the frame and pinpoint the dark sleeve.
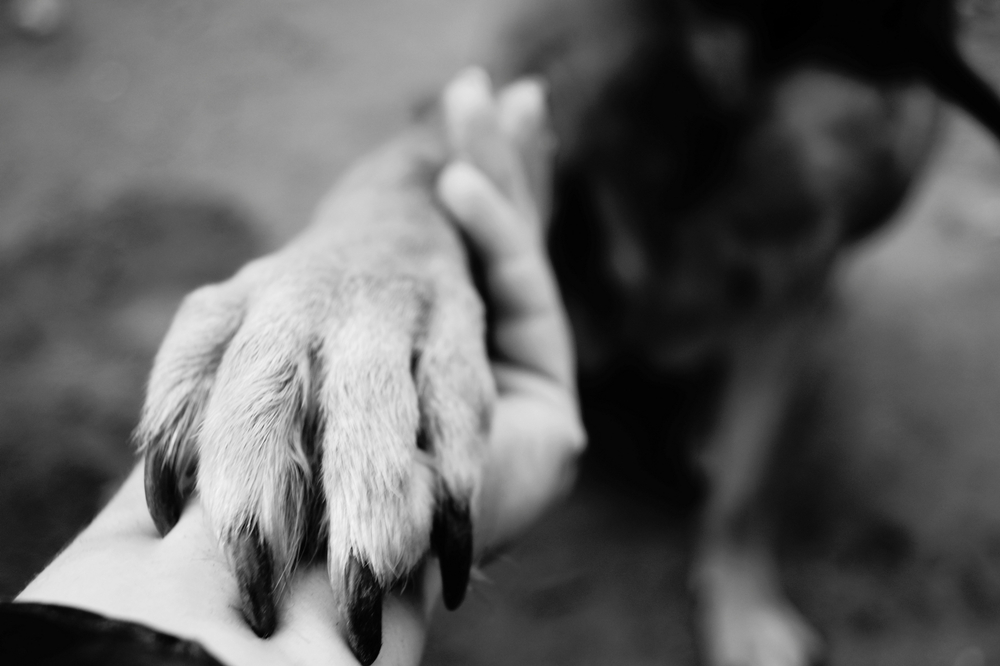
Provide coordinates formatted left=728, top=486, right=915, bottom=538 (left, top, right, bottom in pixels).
left=0, top=601, right=227, bottom=666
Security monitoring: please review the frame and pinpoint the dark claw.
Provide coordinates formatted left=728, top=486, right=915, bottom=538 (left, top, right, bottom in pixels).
left=232, top=522, right=277, bottom=638
left=143, top=447, right=188, bottom=536
left=346, top=555, right=383, bottom=666
left=431, top=494, right=473, bottom=610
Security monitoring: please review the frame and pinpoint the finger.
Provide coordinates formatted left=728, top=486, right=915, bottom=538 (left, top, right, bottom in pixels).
left=474, top=367, right=586, bottom=558
left=136, top=281, right=247, bottom=535
left=437, top=162, right=560, bottom=327
left=497, top=78, right=556, bottom=225
left=442, top=68, right=535, bottom=219
left=438, top=162, right=545, bottom=282
left=437, top=162, right=574, bottom=387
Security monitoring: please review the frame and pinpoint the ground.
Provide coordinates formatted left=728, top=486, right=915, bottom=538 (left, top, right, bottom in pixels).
left=2, top=1, right=1000, bottom=664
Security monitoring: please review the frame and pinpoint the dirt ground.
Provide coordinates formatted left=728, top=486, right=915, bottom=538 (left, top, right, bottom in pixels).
left=4, top=1, right=1000, bottom=665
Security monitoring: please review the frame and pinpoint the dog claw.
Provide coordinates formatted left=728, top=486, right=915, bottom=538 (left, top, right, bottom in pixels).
left=345, top=555, right=383, bottom=666
left=431, top=494, right=473, bottom=611
left=232, top=522, right=277, bottom=638
left=143, top=448, right=187, bottom=536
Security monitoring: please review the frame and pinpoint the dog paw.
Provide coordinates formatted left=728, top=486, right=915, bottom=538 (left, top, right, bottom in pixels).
left=135, top=243, right=493, bottom=664
left=696, top=555, right=823, bottom=666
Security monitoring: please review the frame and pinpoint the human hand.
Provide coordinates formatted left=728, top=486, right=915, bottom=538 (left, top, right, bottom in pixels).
left=437, top=68, right=586, bottom=559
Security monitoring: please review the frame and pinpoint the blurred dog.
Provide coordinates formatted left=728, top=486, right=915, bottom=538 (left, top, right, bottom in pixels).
left=136, top=1, right=1000, bottom=665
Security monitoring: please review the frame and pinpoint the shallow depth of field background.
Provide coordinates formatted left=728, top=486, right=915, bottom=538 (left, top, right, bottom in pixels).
left=3, top=1, right=1000, bottom=664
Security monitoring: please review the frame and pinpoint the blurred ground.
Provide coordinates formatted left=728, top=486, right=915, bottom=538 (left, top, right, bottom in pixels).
left=3, top=1, right=1000, bottom=665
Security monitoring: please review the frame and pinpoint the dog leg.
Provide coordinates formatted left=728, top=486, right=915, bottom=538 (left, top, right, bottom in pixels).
left=693, top=314, right=822, bottom=666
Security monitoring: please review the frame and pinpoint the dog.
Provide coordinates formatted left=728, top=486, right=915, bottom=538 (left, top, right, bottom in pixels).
left=135, top=1, right=1000, bottom=665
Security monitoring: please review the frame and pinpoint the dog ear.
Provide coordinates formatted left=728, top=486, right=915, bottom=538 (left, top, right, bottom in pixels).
left=917, top=36, right=1000, bottom=141
left=894, top=0, right=1000, bottom=140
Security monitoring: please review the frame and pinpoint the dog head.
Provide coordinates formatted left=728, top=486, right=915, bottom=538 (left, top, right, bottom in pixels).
left=498, top=0, right=1000, bottom=362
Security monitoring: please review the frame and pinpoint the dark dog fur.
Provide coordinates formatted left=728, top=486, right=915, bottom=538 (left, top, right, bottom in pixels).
left=137, top=1, right=1000, bottom=664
